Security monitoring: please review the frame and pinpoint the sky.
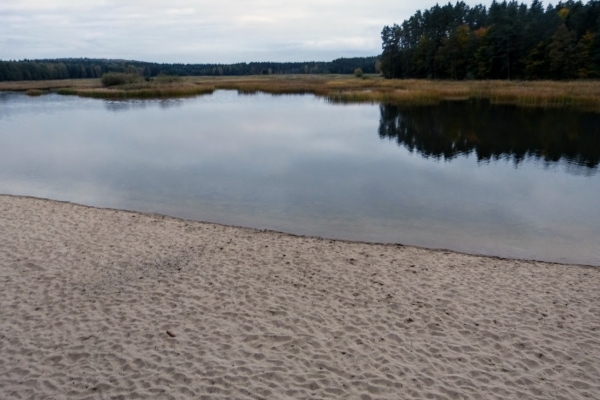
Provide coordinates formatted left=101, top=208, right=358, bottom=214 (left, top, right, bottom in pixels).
left=1, top=0, right=455, bottom=63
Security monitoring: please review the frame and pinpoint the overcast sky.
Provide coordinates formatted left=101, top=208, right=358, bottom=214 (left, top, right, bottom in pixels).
left=0, top=0, right=473, bottom=63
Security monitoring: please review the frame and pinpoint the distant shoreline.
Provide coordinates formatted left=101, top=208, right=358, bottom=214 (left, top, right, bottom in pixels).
left=2, top=75, right=600, bottom=111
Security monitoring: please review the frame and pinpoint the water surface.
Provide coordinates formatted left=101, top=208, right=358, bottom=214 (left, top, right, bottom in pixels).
left=1, top=91, right=598, bottom=265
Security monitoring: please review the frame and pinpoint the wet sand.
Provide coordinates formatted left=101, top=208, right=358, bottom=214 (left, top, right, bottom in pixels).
left=1, top=194, right=598, bottom=399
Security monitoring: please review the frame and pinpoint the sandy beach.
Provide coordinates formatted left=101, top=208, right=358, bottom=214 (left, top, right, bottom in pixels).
left=0, top=194, right=598, bottom=399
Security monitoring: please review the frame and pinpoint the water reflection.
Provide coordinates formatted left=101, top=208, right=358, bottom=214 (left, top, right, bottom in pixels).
left=104, top=99, right=184, bottom=112
left=0, top=91, right=599, bottom=265
left=378, top=102, right=600, bottom=172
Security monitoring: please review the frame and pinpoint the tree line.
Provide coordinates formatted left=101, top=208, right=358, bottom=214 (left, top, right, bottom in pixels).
left=380, top=0, right=600, bottom=80
left=0, top=57, right=379, bottom=82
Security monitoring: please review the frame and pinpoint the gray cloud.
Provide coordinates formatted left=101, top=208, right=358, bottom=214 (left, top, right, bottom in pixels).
left=0, top=0, right=463, bottom=62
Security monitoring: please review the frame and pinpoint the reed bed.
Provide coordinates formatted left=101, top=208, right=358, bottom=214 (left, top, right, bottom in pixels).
left=2, top=76, right=600, bottom=111
left=25, top=89, right=46, bottom=96
left=0, top=79, right=100, bottom=91
left=56, top=85, right=215, bottom=99
left=202, top=76, right=600, bottom=111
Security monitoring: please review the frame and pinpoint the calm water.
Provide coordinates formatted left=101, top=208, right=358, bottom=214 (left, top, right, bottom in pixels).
left=1, top=91, right=599, bottom=265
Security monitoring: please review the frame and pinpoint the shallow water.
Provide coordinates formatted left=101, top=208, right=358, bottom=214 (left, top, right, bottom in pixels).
left=1, top=90, right=599, bottom=265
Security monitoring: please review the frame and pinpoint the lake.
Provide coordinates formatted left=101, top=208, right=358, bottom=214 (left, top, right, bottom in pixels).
left=1, top=90, right=599, bottom=265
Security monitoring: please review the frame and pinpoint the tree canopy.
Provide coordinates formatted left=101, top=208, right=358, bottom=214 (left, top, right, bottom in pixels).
left=380, top=0, right=600, bottom=79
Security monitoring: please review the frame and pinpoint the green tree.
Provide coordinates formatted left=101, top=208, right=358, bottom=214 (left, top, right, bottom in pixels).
left=474, top=27, right=493, bottom=78
left=548, top=24, right=577, bottom=79
left=436, top=25, right=473, bottom=79
left=523, top=41, right=549, bottom=79
left=576, top=31, right=598, bottom=78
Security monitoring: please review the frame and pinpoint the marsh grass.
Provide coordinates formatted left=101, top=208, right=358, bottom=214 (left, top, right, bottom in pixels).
left=100, top=72, right=144, bottom=87
left=153, top=74, right=184, bottom=84
left=202, top=76, right=600, bottom=111
left=3, top=75, right=600, bottom=111
left=25, top=89, right=46, bottom=96
left=0, top=79, right=100, bottom=91
left=57, top=85, right=215, bottom=99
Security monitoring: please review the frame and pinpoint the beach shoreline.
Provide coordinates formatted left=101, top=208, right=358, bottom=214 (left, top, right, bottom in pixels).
left=1, top=194, right=598, bottom=399
left=2, top=194, right=595, bottom=269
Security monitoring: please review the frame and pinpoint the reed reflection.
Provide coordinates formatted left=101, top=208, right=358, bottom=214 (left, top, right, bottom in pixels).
left=378, top=102, right=600, bottom=171
left=103, top=99, right=183, bottom=112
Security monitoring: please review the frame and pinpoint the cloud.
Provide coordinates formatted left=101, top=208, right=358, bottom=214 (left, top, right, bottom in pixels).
left=0, top=0, right=481, bottom=62
left=234, top=15, right=276, bottom=25
left=165, top=8, right=196, bottom=15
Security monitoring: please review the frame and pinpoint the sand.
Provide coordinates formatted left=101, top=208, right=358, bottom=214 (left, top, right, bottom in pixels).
left=0, top=194, right=599, bottom=400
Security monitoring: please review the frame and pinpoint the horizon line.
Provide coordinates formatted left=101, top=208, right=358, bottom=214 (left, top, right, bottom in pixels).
left=1, top=55, right=382, bottom=65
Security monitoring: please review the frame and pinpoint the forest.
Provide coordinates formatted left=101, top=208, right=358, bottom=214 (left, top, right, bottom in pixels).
left=0, top=57, right=379, bottom=82
left=380, top=0, right=600, bottom=79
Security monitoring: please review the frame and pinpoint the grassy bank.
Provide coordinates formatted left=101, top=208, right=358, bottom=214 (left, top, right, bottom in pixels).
left=0, top=79, right=100, bottom=91
left=2, top=75, right=600, bottom=111
left=55, top=86, right=214, bottom=99
left=186, top=76, right=600, bottom=110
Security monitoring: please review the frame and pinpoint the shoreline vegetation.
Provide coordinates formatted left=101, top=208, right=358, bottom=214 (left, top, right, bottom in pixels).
left=2, top=75, right=600, bottom=111
left=380, top=1, right=600, bottom=81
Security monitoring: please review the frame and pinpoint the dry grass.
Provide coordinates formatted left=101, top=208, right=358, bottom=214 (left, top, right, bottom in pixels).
left=25, top=89, right=47, bottom=96
left=2, top=75, right=600, bottom=111
left=56, top=85, right=214, bottom=99
left=0, top=79, right=100, bottom=91
left=203, top=76, right=600, bottom=111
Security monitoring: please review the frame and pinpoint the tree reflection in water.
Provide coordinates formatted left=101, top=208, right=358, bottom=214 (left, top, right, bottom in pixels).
left=378, top=102, right=600, bottom=173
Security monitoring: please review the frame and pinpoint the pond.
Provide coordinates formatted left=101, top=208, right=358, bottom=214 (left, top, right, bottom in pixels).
left=1, top=90, right=599, bottom=265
